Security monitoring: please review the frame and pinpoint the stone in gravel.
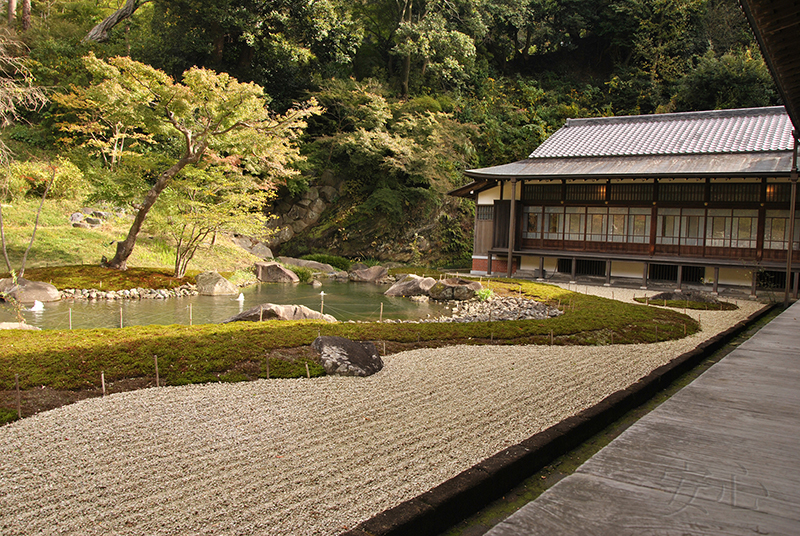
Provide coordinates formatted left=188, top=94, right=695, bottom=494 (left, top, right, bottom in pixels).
left=311, top=336, right=383, bottom=376
left=196, top=272, right=238, bottom=296
left=384, top=274, right=436, bottom=297
left=428, top=278, right=482, bottom=301
left=223, top=303, right=336, bottom=323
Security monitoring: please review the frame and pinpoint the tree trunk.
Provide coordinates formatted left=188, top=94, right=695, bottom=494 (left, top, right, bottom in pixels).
left=7, top=0, right=15, bottom=25
left=21, top=0, right=30, bottom=32
left=83, top=0, right=150, bottom=43
left=106, top=155, right=194, bottom=270
left=401, top=53, right=411, bottom=97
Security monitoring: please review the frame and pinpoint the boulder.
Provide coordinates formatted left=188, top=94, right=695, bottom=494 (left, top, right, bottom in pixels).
left=0, top=278, right=60, bottom=303
left=311, top=336, right=383, bottom=377
left=69, top=212, right=84, bottom=223
left=278, top=256, right=335, bottom=273
left=72, top=222, right=90, bottom=229
left=84, top=217, right=103, bottom=226
left=428, top=278, right=483, bottom=301
left=195, top=271, right=238, bottom=296
left=223, top=303, right=336, bottom=323
left=233, top=235, right=273, bottom=259
left=255, top=261, right=300, bottom=283
left=91, top=210, right=113, bottom=220
left=0, top=322, right=41, bottom=330
left=318, top=185, right=339, bottom=203
left=350, top=262, right=369, bottom=271
left=349, top=265, right=388, bottom=283
left=384, top=274, right=437, bottom=297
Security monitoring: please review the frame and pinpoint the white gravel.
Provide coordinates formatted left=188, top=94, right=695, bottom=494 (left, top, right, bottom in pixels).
left=0, top=287, right=763, bottom=535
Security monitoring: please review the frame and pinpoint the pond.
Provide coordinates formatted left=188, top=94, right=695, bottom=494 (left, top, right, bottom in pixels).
left=1, top=282, right=450, bottom=330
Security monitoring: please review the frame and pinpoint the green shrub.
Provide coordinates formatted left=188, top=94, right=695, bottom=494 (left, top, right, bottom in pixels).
left=0, top=158, right=87, bottom=201
left=476, top=288, right=493, bottom=301
left=0, top=407, right=18, bottom=426
left=286, top=264, right=313, bottom=283
left=301, top=254, right=351, bottom=271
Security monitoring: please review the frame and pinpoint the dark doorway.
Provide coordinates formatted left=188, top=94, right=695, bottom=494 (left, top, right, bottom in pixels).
left=649, top=264, right=678, bottom=282
left=682, top=266, right=705, bottom=284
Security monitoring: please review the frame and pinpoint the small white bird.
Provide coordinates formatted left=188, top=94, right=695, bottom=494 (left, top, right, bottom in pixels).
left=30, top=300, right=44, bottom=312
left=236, top=293, right=245, bottom=302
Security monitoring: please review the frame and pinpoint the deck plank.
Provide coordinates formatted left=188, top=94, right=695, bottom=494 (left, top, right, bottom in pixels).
left=486, top=301, right=800, bottom=535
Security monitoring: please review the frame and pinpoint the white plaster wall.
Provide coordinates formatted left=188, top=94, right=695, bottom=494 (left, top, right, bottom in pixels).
left=476, top=184, right=502, bottom=205
left=519, top=256, right=539, bottom=271
left=611, top=261, right=644, bottom=279
left=718, top=267, right=753, bottom=286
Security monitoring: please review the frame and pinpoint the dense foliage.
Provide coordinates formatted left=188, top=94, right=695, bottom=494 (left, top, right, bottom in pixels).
left=0, top=0, right=780, bottom=267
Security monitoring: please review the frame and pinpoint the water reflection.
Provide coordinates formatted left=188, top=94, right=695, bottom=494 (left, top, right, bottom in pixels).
left=0, top=282, right=448, bottom=330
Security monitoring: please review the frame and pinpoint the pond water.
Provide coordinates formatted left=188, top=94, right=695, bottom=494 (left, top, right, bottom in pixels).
left=1, top=282, right=449, bottom=331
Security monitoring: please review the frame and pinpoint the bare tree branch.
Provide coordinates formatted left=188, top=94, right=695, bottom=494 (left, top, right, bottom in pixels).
left=83, top=0, right=151, bottom=43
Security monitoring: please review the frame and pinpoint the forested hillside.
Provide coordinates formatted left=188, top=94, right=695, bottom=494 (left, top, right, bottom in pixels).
left=0, top=0, right=780, bottom=269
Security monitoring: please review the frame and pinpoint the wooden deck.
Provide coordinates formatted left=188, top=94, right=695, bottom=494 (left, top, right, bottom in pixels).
left=485, top=301, right=800, bottom=536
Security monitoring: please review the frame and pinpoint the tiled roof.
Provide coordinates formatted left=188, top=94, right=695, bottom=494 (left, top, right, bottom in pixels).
left=530, top=106, right=794, bottom=159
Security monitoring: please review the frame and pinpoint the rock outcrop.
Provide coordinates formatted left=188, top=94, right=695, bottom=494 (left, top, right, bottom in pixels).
left=255, top=262, right=300, bottom=283
left=349, top=265, right=388, bottom=283
left=233, top=235, right=273, bottom=259
left=384, top=274, right=437, bottom=297
left=195, top=272, right=238, bottom=296
left=0, top=278, right=60, bottom=303
left=311, top=336, right=383, bottom=376
left=278, top=256, right=335, bottom=273
left=223, top=303, right=336, bottom=323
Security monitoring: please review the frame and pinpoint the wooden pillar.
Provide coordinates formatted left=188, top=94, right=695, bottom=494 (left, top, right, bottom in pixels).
left=487, top=253, right=493, bottom=276
left=786, top=132, right=798, bottom=307
left=712, top=266, right=719, bottom=295
left=507, top=178, right=517, bottom=278
left=794, top=271, right=799, bottom=299
left=641, top=262, right=648, bottom=289
left=538, top=256, right=545, bottom=280
left=751, top=269, right=758, bottom=298
left=604, top=259, right=612, bottom=286
left=570, top=257, right=577, bottom=283
left=676, top=265, right=683, bottom=292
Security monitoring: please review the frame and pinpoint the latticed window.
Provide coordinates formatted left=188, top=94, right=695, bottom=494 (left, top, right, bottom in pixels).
left=523, top=183, right=561, bottom=202
left=659, top=183, right=704, bottom=203
left=565, top=184, right=606, bottom=202
left=706, top=209, right=758, bottom=248
left=764, top=210, right=800, bottom=249
left=609, top=183, right=653, bottom=202
left=709, top=183, right=760, bottom=203
left=523, top=206, right=542, bottom=239
left=476, top=205, right=494, bottom=220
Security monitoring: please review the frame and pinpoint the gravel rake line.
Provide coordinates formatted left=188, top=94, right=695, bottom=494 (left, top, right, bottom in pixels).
left=0, top=295, right=762, bottom=536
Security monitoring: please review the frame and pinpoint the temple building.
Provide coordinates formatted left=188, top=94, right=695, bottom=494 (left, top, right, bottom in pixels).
left=451, top=106, right=799, bottom=294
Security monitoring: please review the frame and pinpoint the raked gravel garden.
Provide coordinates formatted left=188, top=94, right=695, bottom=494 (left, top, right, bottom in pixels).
left=0, top=286, right=763, bottom=535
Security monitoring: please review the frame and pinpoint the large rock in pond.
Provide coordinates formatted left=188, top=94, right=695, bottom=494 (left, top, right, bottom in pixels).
left=223, top=303, right=336, bottom=323
left=384, top=274, right=437, bottom=297
left=349, top=265, right=388, bottom=283
left=255, top=261, right=300, bottom=283
left=196, top=271, right=238, bottom=296
left=278, top=256, right=335, bottom=273
left=0, top=278, right=60, bottom=303
left=311, top=336, right=383, bottom=377
left=428, top=278, right=483, bottom=301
